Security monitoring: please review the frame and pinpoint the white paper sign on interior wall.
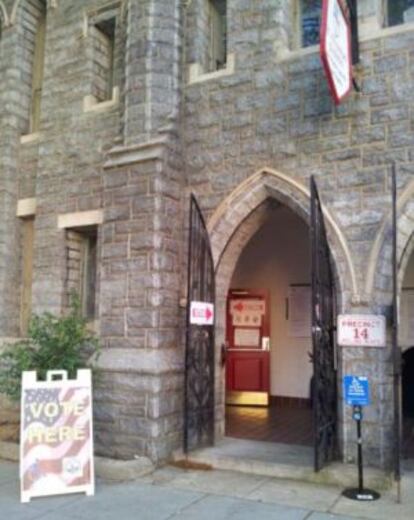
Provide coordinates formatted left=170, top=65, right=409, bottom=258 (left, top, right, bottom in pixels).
left=288, top=286, right=311, bottom=338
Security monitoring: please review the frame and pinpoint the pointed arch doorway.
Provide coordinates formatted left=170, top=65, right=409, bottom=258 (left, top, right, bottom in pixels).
left=184, top=169, right=354, bottom=472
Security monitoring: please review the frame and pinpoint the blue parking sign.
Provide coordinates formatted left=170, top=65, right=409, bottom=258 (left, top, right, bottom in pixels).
left=343, top=376, right=370, bottom=406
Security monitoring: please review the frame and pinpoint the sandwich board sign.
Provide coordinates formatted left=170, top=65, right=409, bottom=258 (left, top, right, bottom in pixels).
left=20, top=369, right=94, bottom=503
left=320, top=0, right=353, bottom=104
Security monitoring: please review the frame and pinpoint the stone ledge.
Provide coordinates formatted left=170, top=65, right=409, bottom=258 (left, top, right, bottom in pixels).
left=173, top=446, right=392, bottom=491
left=95, top=455, right=154, bottom=481
left=188, top=53, right=236, bottom=85
left=17, top=198, right=37, bottom=217
left=83, top=87, right=120, bottom=114
left=104, top=136, right=170, bottom=169
left=0, top=441, right=154, bottom=482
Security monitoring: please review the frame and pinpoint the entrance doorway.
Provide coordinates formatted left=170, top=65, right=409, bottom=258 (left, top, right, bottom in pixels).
left=402, top=347, right=414, bottom=458
left=399, top=248, right=414, bottom=459
left=224, top=203, right=314, bottom=447
left=184, top=174, right=340, bottom=472
left=400, top=249, right=414, bottom=458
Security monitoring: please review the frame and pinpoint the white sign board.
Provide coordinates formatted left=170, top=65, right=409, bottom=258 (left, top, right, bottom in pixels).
left=190, top=301, right=214, bottom=325
left=20, top=369, right=94, bottom=503
left=230, top=299, right=265, bottom=327
left=320, top=0, right=352, bottom=104
left=337, top=314, right=386, bottom=347
left=234, top=328, right=261, bottom=348
left=288, top=286, right=311, bottom=338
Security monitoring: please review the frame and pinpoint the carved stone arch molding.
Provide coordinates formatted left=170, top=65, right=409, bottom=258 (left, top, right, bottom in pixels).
left=10, top=0, right=57, bottom=25
left=367, top=177, right=414, bottom=302
left=206, top=168, right=357, bottom=440
left=0, top=1, right=10, bottom=27
left=208, top=168, right=358, bottom=309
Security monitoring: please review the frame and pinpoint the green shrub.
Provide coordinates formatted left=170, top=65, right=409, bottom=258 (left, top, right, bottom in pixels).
left=0, top=296, right=100, bottom=401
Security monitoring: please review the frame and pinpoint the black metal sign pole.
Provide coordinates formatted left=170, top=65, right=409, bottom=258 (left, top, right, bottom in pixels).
left=343, top=405, right=380, bottom=501
left=355, top=406, right=364, bottom=493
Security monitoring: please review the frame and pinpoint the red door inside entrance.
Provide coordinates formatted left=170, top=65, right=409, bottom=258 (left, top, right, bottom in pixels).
left=225, top=289, right=270, bottom=406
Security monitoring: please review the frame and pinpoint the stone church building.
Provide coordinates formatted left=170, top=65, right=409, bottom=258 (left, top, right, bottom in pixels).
left=1, top=0, right=414, bottom=480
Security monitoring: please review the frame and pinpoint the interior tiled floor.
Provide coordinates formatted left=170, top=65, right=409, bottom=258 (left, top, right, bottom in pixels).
left=225, top=404, right=313, bottom=446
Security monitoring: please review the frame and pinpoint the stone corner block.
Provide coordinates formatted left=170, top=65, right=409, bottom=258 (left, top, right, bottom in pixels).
left=95, top=455, right=154, bottom=481
left=0, top=441, right=19, bottom=462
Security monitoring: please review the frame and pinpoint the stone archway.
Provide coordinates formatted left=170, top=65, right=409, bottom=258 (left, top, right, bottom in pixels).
left=206, top=168, right=356, bottom=439
left=0, top=1, right=9, bottom=27
left=367, top=178, right=414, bottom=305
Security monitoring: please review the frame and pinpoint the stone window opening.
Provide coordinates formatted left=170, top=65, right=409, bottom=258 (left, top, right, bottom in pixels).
left=91, top=17, right=116, bottom=103
left=65, top=227, right=98, bottom=321
left=20, top=217, right=35, bottom=336
left=83, top=3, right=125, bottom=111
left=207, top=0, right=227, bottom=72
left=22, top=0, right=47, bottom=135
left=297, top=0, right=321, bottom=48
left=386, top=0, right=414, bottom=27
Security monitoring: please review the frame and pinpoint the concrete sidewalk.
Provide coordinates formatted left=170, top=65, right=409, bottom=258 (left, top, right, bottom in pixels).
left=1, top=460, right=413, bottom=520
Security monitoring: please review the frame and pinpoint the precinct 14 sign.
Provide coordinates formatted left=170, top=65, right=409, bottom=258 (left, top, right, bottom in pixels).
left=20, top=369, right=94, bottom=503
left=320, top=0, right=352, bottom=104
left=337, top=314, right=386, bottom=347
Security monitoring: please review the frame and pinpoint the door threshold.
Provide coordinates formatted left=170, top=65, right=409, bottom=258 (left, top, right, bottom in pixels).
left=226, top=391, right=269, bottom=406
left=173, top=437, right=391, bottom=490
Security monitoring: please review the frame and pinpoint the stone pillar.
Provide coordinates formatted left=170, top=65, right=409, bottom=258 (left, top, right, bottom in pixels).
left=95, top=138, right=185, bottom=463
left=0, top=24, right=23, bottom=337
left=124, top=0, right=181, bottom=144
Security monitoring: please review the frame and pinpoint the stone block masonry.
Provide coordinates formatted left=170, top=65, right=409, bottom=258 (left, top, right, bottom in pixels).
left=0, top=0, right=413, bottom=473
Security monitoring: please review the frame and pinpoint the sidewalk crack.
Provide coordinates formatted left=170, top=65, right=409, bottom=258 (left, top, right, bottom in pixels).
left=165, top=493, right=208, bottom=519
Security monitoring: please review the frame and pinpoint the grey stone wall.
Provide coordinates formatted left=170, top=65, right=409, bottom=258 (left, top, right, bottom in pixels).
left=0, top=0, right=26, bottom=337
left=183, top=1, right=414, bottom=469
left=1, top=0, right=414, bottom=470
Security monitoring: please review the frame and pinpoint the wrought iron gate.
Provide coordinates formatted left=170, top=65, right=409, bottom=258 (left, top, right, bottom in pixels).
left=184, top=194, right=215, bottom=453
left=391, top=165, right=401, bottom=494
left=310, top=176, right=337, bottom=472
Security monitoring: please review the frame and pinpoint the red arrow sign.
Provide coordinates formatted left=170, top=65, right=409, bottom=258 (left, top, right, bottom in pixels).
left=190, top=301, right=214, bottom=325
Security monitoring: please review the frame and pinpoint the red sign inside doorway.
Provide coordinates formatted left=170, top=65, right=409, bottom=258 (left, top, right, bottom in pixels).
left=225, top=290, right=270, bottom=396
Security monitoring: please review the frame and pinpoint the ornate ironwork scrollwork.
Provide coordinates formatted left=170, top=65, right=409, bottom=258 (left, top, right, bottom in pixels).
left=184, top=195, right=215, bottom=453
left=311, top=177, right=338, bottom=472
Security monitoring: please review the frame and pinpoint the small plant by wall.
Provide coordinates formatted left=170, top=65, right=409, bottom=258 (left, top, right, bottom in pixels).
left=0, top=295, right=100, bottom=401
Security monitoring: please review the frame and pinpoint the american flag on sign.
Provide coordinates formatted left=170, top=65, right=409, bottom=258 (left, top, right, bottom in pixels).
left=22, top=385, right=91, bottom=493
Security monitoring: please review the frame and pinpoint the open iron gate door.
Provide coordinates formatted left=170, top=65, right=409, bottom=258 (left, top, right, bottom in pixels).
left=310, top=176, right=338, bottom=472
left=391, top=165, right=401, bottom=495
left=184, top=194, right=215, bottom=453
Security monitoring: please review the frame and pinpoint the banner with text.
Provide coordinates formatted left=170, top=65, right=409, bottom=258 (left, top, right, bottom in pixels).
left=20, top=369, right=94, bottom=503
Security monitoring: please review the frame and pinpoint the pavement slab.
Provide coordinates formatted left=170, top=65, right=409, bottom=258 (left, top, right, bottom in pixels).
left=140, top=465, right=270, bottom=498
left=44, top=482, right=203, bottom=520
left=247, top=477, right=342, bottom=512
left=0, top=460, right=412, bottom=520
left=0, top=460, right=18, bottom=486
left=167, top=494, right=310, bottom=520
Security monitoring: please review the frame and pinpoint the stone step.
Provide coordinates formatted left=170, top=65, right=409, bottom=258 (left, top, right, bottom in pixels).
left=173, top=437, right=393, bottom=491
